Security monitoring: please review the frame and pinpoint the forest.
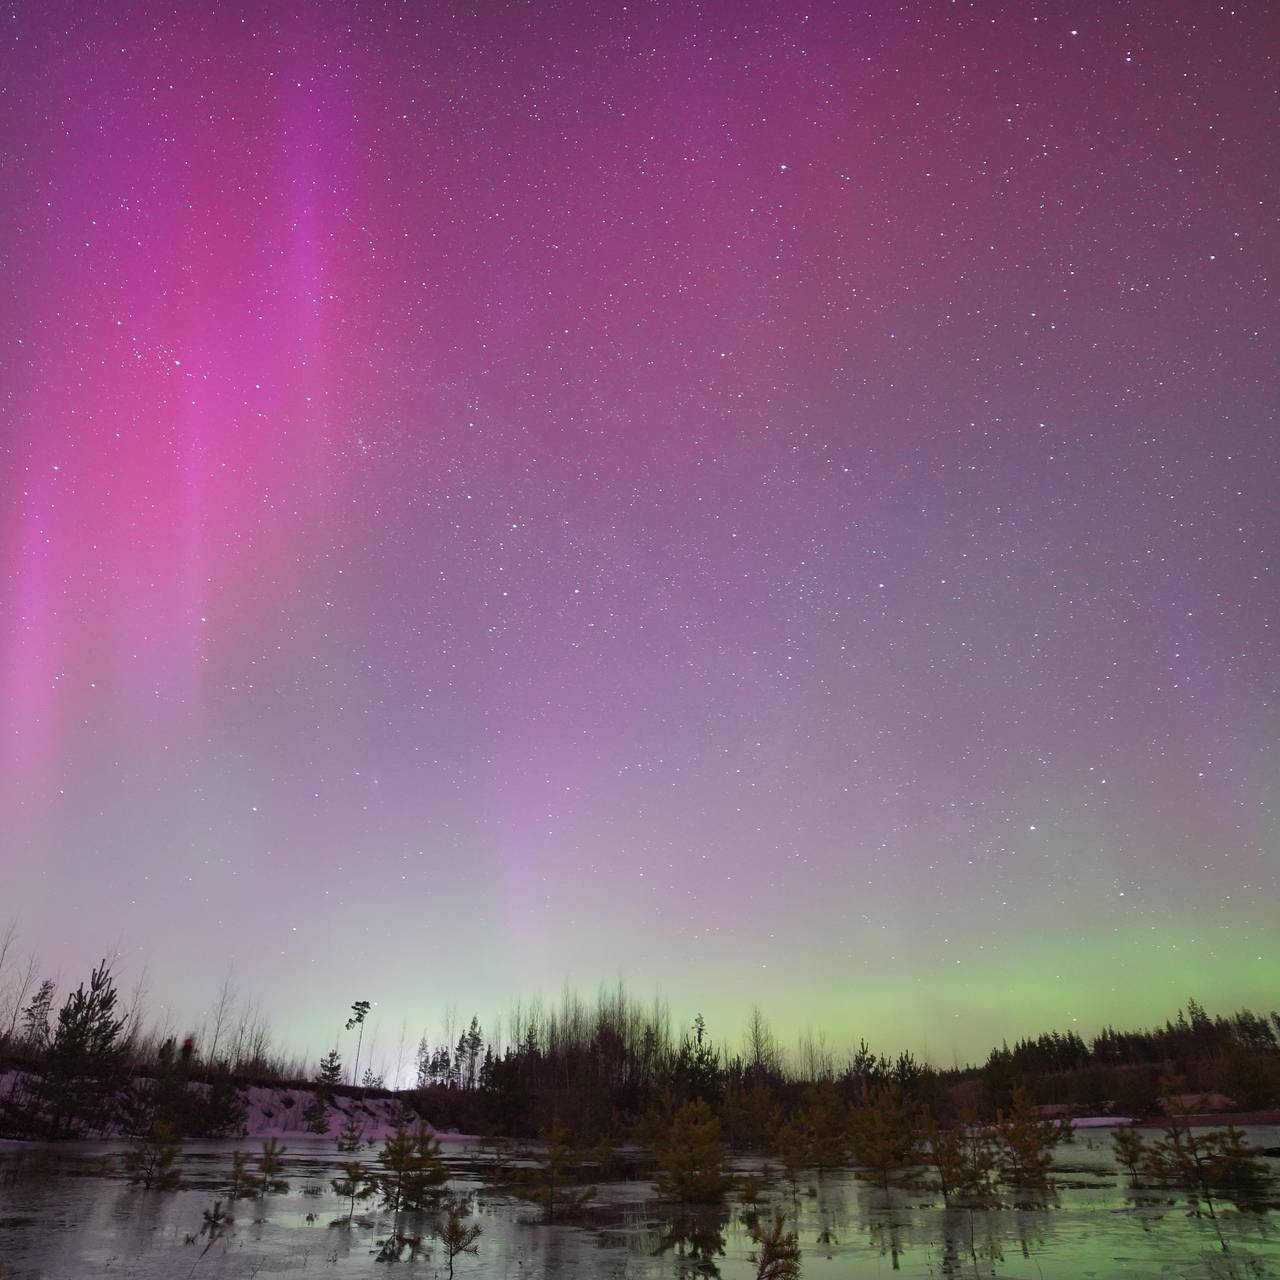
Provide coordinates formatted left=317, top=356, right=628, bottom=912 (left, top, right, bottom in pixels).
left=2, top=932, right=1277, bottom=1150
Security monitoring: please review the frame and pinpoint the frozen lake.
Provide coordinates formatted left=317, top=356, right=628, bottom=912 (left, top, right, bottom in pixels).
left=2, top=1126, right=1277, bottom=1278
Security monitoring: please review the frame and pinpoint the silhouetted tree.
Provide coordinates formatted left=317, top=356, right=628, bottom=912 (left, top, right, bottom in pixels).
left=509, top=1119, right=595, bottom=1220
left=849, top=1083, right=914, bottom=1191
left=376, top=1121, right=448, bottom=1212
left=919, top=1109, right=997, bottom=1202
left=200, top=1074, right=247, bottom=1138
left=317, top=1048, right=343, bottom=1089
left=995, top=1087, right=1063, bottom=1186
left=722, top=1077, right=778, bottom=1152
left=336, top=1110, right=365, bottom=1152
left=656, top=1099, right=731, bottom=1202
left=37, top=961, right=127, bottom=1138
left=800, top=1082, right=850, bottom=1172
left=1112, top=1126, right=1145, bottom=1179
left=20, top=980, right=56, bottom=1050
left=302, top=1090, right=330, bottom=1134
left=773, top=1114, right=815, bottom=1196
left=345, top=1000, right=371, bottom=1089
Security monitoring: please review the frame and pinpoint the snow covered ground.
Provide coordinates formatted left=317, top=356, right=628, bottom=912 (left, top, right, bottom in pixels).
left=0, top=1069, right=470, bottom=1142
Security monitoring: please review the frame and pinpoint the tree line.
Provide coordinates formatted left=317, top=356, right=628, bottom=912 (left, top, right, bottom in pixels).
left=2, top=942, right=1276, bottom=1145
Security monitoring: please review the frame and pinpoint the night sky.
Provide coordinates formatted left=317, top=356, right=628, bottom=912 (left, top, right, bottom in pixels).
left=2, top=1, right=1276, bottom=1068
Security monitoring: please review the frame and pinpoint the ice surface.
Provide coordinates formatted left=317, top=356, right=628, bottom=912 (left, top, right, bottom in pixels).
left=1, top=1126, right=1277, bottom=1278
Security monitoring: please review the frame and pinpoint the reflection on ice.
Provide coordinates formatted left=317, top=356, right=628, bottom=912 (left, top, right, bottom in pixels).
left=0, top=1128, right=1277, bottom=1278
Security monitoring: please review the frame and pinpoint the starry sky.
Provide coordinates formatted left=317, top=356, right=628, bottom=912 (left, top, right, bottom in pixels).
left=1, top=0, right=1276, bottom=1068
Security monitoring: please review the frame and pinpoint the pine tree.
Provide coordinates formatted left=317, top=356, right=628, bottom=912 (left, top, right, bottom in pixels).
left=346, top=1000, right=371, bottom=1090
left=120, top=1122, right=184, bottom=1190
left=200, top=1199, right=232, bottom=1240
left=509, top=1118, right=596, bottom=1221
left=317, top=1048, right=343, bottom=1089
left=1142, top=1116, right=1269, bottom=1244
left=801, top=1083, right=849, bottom=1172
left=336, top=1110, right=365, bottom=1152
left=20, top=980, right=56, bottom=1050
left=671, top=1014, right=721, bottom=1104
left=919, top=1109, right=960, bottom=1201
left=772, top=1116, right=814, bottom=1196
left=200, top=1074, right=247, bottom=1138
left=432, top=1199, right=482, bottom=1278
left=330, top=1160, right=376, bottom=1224
left=723, top=1077, right=779, bottom=1151
left=1204, top=1125, right=1268, bottom=1190
left=849, top=1083, right=914, bottom=1191
left=919, top=1109, right=996, bottom=1202
left=37, top=961, right=127, bottom=1138
left=748, top=1211, right=802, bottom=1280
left=376, top=1121, right=448, bottom=1212
left=1141, top=1116, right=1230, bottom=1246
left=1112, top=1126, right=1146, bottom=1180
left=254, top=1137, right=289, bottom=1197
left=462, top=1017, right=484, bottom=1090
left=656, top=1099, right=731, bottom=1203
left=994, top=1087, right=1062, bottom=1187
left=225, top=1150, right=257, bottom=1200
left=131, top=1035, right=198, bottom=1136
left=302, top=1090, right=330, bottom=1134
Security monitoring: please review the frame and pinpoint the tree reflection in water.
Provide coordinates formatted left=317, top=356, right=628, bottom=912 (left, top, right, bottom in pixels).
left=655, top=1205, right=730, bottom=1276
left=937, top=1203, right=1008, bottom=1276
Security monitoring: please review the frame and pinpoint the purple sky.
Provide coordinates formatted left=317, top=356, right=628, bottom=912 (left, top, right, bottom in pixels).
left=1, top=0, right=1276, bottom=1066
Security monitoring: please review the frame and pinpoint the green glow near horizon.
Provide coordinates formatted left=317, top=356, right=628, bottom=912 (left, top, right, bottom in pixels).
left=257, top=917, right=1273, bottom=1076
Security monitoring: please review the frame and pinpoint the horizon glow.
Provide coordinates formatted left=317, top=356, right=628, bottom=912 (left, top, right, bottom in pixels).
left=1, top=1, right=1276, bottom=1071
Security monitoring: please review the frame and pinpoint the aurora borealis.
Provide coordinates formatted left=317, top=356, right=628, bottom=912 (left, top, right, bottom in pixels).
left=1, top=1, right=1276, bottom=1067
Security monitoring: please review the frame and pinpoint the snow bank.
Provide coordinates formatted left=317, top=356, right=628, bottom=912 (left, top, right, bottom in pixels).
left=0, top=1068, right=465, bottom=1143
left=240, top=1086, right=418, bottom=1141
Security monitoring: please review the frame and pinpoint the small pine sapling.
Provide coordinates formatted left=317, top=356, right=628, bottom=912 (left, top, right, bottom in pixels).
left=1204, top=1125, right=1269, bottom=1192
left=849, top=1083, right=914, bottom=1191
left=254, top=1137, right=289, bottom=1196
left=330, top=1160, right=376, bottom=1225
left=201, top=1075, right=248, bottom=1138
left=772, top=1116, right=814, bottom=1197
left=432, top=1199, right=483, bottom=1278
left=376, top=1121, right=449, bottom=1212
left=121, top=1122, right=184, bottom=1190
left=336, top=1110, right=365, bottom=1152
left=1112, top=1126, right=1146, bottom=1180
left=225, top=1150, right=257, bottom=1200
left=200, top=1199, right=233, bottom=1239
left=748, top=1211, right=802, bottom=1280
left=995, top=1087, right=1063, bottom=1188
left=302, top=1090, right=330, bottom=1135
left=317, top=1048, right=343, bottom=1089
left=510, top=1119, right=596, bottom=1221
left=802, top=1083, right=850, bottom=1172
left=919, top=1108, right=997, bottom=1203
left=656, top=1100, right=732, bottom=1203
